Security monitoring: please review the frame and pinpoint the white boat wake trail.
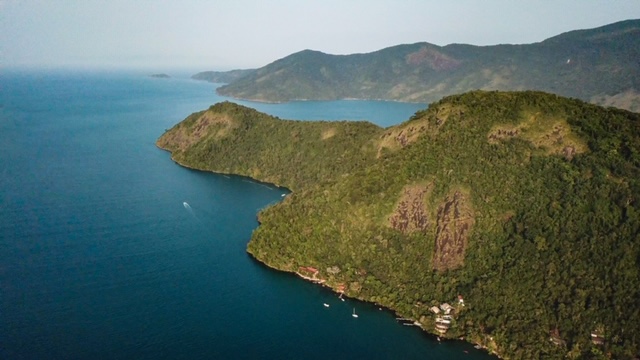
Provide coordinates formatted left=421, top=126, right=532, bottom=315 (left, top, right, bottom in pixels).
left=183, top=201, right=202, bottom=223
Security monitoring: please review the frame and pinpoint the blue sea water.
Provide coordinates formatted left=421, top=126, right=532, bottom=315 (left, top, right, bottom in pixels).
left=0, top=69, right=496, bottom=359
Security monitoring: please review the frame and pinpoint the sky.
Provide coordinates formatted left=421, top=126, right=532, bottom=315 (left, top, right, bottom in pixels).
left=2, top=0, right=639, bottom=71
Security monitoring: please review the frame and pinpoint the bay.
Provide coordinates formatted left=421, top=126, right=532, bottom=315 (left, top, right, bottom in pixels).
left=0, top=69, right=496, bottom=359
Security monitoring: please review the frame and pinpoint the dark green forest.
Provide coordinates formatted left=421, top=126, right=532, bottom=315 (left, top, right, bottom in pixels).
left=158, top=91, right=640, bottom=359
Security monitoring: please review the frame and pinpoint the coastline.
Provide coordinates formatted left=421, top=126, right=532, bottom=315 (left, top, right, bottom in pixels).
left=201, top=82, right=426, bottom=105
left=155, top=145, right=288, bottom=192
left=213, top=91, right=428, bottom=105
left=156, top=142, right=500, bottom=359
left=246, top=249, right=500, bottom=359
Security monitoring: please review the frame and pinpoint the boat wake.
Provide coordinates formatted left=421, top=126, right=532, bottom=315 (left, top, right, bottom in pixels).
left=183, top=201, right=201, bottom=223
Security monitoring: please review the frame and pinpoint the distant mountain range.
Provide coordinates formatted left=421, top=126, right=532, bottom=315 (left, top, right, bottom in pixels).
left=193, top=20, right=640, bottom=112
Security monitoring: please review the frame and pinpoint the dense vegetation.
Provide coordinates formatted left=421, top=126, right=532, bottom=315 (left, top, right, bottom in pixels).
left=207, top=20, right=640, bottom=112
left=157, top=101, right=382, bottom=190
left=157, top=91, right=640, bottom=359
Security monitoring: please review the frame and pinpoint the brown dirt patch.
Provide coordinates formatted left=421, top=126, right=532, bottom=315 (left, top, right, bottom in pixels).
left=157, top=111, right=236, bottom=152
left=487, top=125, right=520, bottom=143
left=405, top=47, right=462, bottom=71
left=376, top=121, right=427, bottom=157
left=488, top=112, right=588, bottom=160
left=321, top=128, right=337, bottom=140
left=376, top=103, right=465, bottom=158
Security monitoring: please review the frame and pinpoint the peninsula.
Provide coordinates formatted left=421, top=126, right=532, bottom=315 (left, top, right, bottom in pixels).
left=157, top=92, right=640, bottom=359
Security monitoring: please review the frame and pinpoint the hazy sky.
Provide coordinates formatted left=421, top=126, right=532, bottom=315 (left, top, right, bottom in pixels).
left=2, top=0, right=639, bottom=70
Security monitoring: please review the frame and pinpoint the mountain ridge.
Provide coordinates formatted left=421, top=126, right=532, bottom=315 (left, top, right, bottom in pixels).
left=198, top=20, right=640, bottom=112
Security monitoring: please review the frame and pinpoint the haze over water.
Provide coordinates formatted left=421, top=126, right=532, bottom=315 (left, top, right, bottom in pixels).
left=0, top=70, right=495, bottom=359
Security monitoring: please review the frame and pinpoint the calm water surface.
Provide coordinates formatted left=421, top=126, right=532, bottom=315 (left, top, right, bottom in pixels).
left=0, top=69, right=496, bottom=359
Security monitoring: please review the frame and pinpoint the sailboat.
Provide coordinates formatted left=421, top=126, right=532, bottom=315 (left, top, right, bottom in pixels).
left=352, top=308, right=358, bottom=318
left=339, top=293, right=345, bottom=302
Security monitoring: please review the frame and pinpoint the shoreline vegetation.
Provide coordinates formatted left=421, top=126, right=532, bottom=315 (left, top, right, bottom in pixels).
left=158, top=143, right=500, bottom=358
left=244, top=251, right=478, bottom=349
left=157, top=92, right=640, bottom=360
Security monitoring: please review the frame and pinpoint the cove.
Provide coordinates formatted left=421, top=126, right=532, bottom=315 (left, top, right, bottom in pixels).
left=0, top=69, right=496, bottom=359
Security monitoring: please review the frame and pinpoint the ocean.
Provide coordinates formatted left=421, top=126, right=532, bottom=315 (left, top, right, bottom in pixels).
left=0, top=69, right=496, bottom=359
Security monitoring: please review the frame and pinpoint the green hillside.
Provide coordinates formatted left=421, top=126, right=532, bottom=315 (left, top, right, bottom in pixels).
left=212, top=20, right=640, bottom=112
left=157, top=92, right=640, bottom=359
left=191, top=69, right=256, bottom=83
left=157, top=101, right=382, bottom=190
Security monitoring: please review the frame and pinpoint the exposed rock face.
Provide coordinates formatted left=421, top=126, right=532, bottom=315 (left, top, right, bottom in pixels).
left=388, top=184, right=432, bottom=234
left=432, top=191, right=474, bottom=271
left=386, top=179, right=475, bottom=273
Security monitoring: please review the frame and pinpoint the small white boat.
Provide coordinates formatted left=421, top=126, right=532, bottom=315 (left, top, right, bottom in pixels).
left=323, top=303, right=330, bottom=308
left=339, top=293, right=345, bottom=302
left=352, top=308, right=358, bottom=318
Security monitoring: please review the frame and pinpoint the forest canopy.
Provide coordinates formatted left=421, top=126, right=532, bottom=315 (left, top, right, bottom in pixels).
left=157, top=91, right=640, bottom=359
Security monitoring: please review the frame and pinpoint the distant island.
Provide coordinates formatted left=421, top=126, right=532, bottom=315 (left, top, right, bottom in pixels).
left=150, top=73, right=170, bottom=78
left=158, top=92, right=640, bottom=359
left=193, top=20, right=640, bottom=112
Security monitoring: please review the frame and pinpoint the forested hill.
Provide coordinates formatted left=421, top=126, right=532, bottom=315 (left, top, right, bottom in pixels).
left=211, top=20, right=640, bottom=112
left=157, top=92, right=640, bottom=359
left=191, top=69, right=256, bottom=83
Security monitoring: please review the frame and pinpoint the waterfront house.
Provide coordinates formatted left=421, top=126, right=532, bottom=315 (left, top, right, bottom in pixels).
left=435, top=322, right=449, bottom=333
left=440, top=303, right=453, bottom=314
